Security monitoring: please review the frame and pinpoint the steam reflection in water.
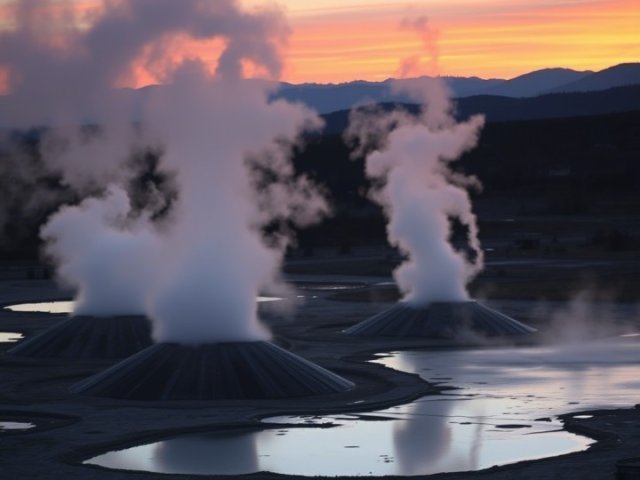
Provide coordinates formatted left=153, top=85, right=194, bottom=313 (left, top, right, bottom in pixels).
left=86, top=395, right=589, bottom=476
left=93, top=431, right=258, bottom=475
left=78, top=337, right=640, bottom=476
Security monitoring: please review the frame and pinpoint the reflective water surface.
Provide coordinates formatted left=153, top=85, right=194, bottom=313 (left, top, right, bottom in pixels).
left=86, top=336, right=640, bottom=476
left=5, top=301, right=75, bottom=314
left=0, top=332, right=24, bottom=342
left=5, top=297, right=281, bottom=314
left=375, top=336, right=640, bottom=413
left=87, top=411, right=588, bottom=476
left=295, top=282, right=365, bottom=291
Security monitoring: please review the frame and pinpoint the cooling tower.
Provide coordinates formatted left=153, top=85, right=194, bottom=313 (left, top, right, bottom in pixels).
left=345, top=301, right=536, bottom=339
left=72, top=341, right=354, bottom=400
left=8, top=315, right=152, bottom=358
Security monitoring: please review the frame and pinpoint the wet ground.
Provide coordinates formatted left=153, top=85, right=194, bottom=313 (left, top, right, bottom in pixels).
left=1, top=273, right=640, bottom=479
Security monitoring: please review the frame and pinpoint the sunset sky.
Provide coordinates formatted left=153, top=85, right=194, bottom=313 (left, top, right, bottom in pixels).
left=274, top=0, right=640, bottom=83
left=1, top=0, right=638, bottom=85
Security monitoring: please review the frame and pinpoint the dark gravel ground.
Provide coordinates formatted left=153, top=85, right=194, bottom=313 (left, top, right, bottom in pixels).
left=1, top=276, right=639, bottom=480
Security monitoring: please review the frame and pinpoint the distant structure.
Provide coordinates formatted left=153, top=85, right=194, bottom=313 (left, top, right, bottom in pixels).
left=345, top=301, right=536, bottom=340
left=72, top=341, right=354, bottom=400
left=8, top=316, right=152, bottom=358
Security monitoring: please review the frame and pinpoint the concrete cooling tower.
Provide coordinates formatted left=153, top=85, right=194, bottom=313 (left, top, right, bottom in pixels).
left=72, top=341, right=354, bottom=400
left=345, top=301, right=536, bottom=339
left=8, top=315, right=152, bottom=358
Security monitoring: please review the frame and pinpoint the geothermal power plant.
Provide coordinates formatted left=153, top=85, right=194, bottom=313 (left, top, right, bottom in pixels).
left=5, top=4, right=532, bottom=393
left=4, top=1, right=636, bottom=478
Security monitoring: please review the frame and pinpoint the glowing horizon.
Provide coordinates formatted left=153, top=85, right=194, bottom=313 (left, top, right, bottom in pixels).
left=279, top=0, right=640, bottom=83
left=0, top=0, right=637, bottom=86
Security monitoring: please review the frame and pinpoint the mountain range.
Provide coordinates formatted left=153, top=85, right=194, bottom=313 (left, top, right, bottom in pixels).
left=319, top=83, right=640, bottom=134
left=276, top=62, right=640, bottom=113
left=0, top=62, right=638, bottom=129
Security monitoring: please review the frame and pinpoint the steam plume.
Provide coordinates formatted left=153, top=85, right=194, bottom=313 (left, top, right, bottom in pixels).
left=143, top=65, right=327, bottom=343
left=347, top=76, right=484, bottom=306
left=0, top=0, right=290, bottom=191
left=536, top=290, right=639, bottom=344
left=1, top=0, right=328, bottom=342
left=397, top=15, right=439, bottom=77
left=41, top=185, right=159, bottom=316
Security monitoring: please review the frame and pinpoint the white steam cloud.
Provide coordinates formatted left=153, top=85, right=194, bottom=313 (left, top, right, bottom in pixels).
left=41, top=185, right=159, bottom=317
left=142, top=66, right=327, bottom=343
left=535, top=290, right=639, bottom=344
left=0, top=0, right=290, bottom=192
left=1, top=0, right=328, bottom=343
left=347, top=78, right=484, bottom=306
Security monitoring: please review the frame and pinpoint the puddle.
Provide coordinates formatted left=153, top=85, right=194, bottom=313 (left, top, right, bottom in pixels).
left=0, top=421, right=35, bottom=432
left=0, top=332, right=24, bottom=342
left=5, top=297, right=281, bottom=314
left=82, top=338, right=640, bottom=476
left=5, top=301, right=75, bottom=314
left=295, top=282, right=365, bottom=291
left=256, top=296, right=282, bottom=303
left=374, top=337, right=640, bottom=414
left=86, top=399, right=589, bottom=476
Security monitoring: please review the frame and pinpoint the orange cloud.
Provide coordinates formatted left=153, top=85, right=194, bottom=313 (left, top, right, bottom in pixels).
left=0, top=0, right=101, bottom=28
left=120, top=36, right=227, bottom=88
left=0, top=0, right=637, bottom=86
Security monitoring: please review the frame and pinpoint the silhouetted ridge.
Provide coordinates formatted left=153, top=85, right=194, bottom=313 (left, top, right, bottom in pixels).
left=320, top=84, right=640, bottom=134
left=548, top=63, right=640, bottom=93
left=345, top=301, right=536, bottom=338
left=72, top=341, right=354, bottom=400
left=8, top=315, right=152, bottom=358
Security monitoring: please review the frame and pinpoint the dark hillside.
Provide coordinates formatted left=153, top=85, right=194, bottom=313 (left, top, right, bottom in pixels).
left=321, top=84, right=640, bottom=134
left=1, top=110, right=639, bottom=259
